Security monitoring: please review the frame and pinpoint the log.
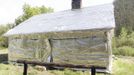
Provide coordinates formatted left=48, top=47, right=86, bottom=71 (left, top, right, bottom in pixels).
left=17, top=60, right=106, bottom=69
left=17, top=60, right=107, bottom=75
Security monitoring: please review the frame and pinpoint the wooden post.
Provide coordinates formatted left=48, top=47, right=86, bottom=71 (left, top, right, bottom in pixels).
left=91, top=66, right=96, bottom=75
left=23, top=62, right=28, bottom=75
left=106, top=31, right=113, bottom=72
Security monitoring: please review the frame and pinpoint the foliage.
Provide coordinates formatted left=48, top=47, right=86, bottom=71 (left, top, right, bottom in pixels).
left=115, top=28, right=134, bottom=47
left=0, top=37, right=8, bottom=49
left=0, top=25, right=9, bottom=35
left=15, top=4, right=53, bottom=27
left=113, top=46, right=134, bottom=56
left=0, top=25, right=10, bottom=48
left=113, top=27, right=134, bottom=56
left=114, top=0, right=134, bottom=34
left=0, top=4, right=53, bottom=49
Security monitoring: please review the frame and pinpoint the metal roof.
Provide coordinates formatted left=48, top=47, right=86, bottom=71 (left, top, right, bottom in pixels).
left=4, top=3, right=115, bottom=36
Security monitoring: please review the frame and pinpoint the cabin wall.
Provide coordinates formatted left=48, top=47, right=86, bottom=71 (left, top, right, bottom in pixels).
left=8, top=30, right=113, bottom=72
left=50, top=31, right=109, bottom=67
left=8, top=37, right=51, bottom=62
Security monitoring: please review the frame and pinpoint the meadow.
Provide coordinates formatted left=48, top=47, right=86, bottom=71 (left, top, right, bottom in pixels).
left=0, top=54, right=133, bottom=75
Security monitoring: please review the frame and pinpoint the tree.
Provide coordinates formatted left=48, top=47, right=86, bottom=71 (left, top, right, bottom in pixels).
left=0, top=4, right=53, bottom=48
left=114, top=0, right=134, bottom=35
left=15, top=4, right=53, bottom=27
left=0, top=25, right=9, bottom=48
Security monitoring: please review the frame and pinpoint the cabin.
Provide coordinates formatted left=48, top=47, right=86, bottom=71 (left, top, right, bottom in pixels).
left=4, top=0, right=115, bottom=73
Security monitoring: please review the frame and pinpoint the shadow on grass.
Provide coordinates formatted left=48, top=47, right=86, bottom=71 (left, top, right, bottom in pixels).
left=0, top=54, right=8, bottom=63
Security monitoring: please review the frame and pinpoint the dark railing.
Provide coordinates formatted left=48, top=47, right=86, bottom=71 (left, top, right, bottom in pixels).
left=17, top=60, right=106, bottom=75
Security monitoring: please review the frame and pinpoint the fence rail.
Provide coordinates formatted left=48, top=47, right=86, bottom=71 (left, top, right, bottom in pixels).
left=17, top=60, right=106, bottom=75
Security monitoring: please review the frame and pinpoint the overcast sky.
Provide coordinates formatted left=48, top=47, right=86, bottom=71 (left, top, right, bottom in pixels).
left=0, top=0, right=114, bottom=25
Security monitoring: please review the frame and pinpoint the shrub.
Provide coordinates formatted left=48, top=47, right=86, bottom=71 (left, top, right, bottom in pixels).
left=0, top=25, right=9, bottom=49
left=113, top=46, right=134, bottom=56
left=113, top=27, right=134, bottom=56
left=114, top=27, right=134, bottom=47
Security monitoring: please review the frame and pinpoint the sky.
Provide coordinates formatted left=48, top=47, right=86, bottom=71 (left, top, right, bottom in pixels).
left=0, top=0, right=114, bottom=25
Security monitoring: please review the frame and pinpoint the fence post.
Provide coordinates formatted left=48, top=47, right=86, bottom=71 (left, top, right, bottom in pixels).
left=91, top=66, right=96, bottom=75
left=23, top=62, right=28, bottom=75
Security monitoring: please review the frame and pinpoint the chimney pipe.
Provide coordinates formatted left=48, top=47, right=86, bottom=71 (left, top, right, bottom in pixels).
left=72, top=0, right=82, bottom=9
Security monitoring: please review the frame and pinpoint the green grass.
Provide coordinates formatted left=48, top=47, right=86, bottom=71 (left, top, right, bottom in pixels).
left=0, top=64, right=22, bottom=75
left=50, top=69, right=89, bottom=75
left=0, top=56, right=134, bottom=75
left=0, top=47, right=7, bottom=50
left=112, top=28, right=134, bottom=57
left=49, top=57, right=134, bottom=75
left=0, top=49, right=8, bottom=54
left=0, top=64, right=54, bottom=75
left=113, top=46, right=134, bottom=56
left=112, top=56, right=134, bottom=75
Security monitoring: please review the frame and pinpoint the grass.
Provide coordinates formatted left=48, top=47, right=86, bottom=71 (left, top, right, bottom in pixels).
left=112, top=56, right=134, bottom=75
left=0, top=48, right=8, bottom=54
left=50, top=69, right=90, bottom=75
left=0, top=64, right=22, bottom=75
left=0, top=49, right=134, bottom=75
left=50, top=57, right=134, bottom=75
left=113, top=46, right=134, bottom=56
left=0, top=64, right=54, bottom=75
left=0, top=56, right=134, bottom=75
